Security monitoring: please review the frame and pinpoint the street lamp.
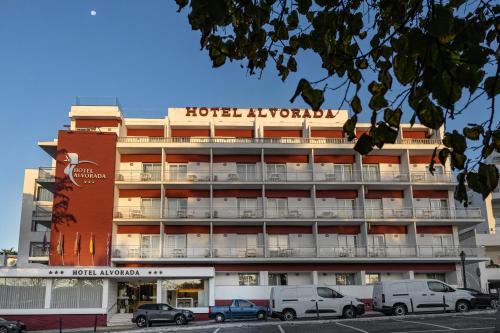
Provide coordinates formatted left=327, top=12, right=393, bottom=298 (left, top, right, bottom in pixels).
left=460, top=250, right=467, bottom=289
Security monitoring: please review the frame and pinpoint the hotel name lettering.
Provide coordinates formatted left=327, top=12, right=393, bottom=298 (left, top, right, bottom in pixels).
left=73, top=168, right=107, bottom=180
left=72, top=269, right=141, bottom=276
left=185, top=107, right=339, bottom=119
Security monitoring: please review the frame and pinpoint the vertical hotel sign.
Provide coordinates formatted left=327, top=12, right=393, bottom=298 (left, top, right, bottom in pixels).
left=49, top=131, right=117, bottom=266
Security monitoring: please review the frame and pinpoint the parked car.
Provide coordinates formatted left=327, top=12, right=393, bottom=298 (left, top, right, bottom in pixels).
left=269, top=285, right=365, bottom=321
left=131, top=303, right=194, bottom=327
left=209, top=299, right=269, bottom=322
left=373, top=279, right=477, bottom=316
left=458, top=288, right=498, bottom=309
left=0, top=317, right=26, bottom=333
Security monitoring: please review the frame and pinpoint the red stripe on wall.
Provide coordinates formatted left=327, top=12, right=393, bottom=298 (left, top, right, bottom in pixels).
left=75, top=119, right=121, bottom=127
left=365, top=190, right=404, bottom=199
left=318, top=226, right=360, bottom=234
left=213, top=155, right=260, bottom=163
left=368, top=225, right=407, bottom=234
left=417, top=226, right=453, bottom=234
left=165, top=154, right=210, bottom=163
left=165, top=189, right=210, bottom=198
left=127, top=128, right=164, bottom=137
left=310, top=130, right=343, bottom=138
left=413, top=190, right=449, bottom=198
left=403, top=129, right=428, bottom=139
left=265, top=190, right=310, bottom=198
left=171, top=128, right=210, bottom=137
left=316, top=190, right=358, bottom=199
left=409, top=155, right=440, bottom=164
left=213, top=189, right=261, bottom=198
left=267, top=226, right=312, bottom=234
left=1, top=315, right=107, bottom=331
left=263, top=129, right=302, bottom=138
left=314, top=155, right=355, bottom=163
left=119, top=189, right=161, bottom=198
left=264, top=155, right=309, bottom=163
left=214, top=128, right=254, bottom=138
left=121, top=154, right=162, bottom=163
left=117, top=225, right=160, bottom=234
left=213, top=226, right=263, bottom=234
left=363, top=155, right=401, bottom=164
left=164, top=225, right=210, bottom=234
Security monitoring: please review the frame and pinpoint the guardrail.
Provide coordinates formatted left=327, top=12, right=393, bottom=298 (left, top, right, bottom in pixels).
left=33, top=204, right=53, bottom=218
left=38, top=167, right=55, bottom=181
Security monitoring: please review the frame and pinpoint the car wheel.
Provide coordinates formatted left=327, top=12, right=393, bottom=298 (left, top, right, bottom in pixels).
left=136, top=316, right=147, bottom=328
left=490, top=299, right=498, bottom=309
left=175, top=314, right=187, bottom=325
left=0, top=326, right=7, bottom=333
left=214, top=313, right=225, bottom=323
left=257, top=311, right=267, bottom=320
left=456, top=300, right=470, bottom=313
left=281, top=309, right=295, bottom=321
left=342, top=306, right=356, bottom=319
left=393, top=304, right=408, bottom=316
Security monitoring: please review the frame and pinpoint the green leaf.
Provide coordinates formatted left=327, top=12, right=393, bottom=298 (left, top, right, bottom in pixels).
left=454, top=172, right=468, bottom=206
left=383, top=108, right=402, bottom=128
left=354, top=133, right=374, bottom=155
left=415, top=101, right=444, bottom=130
left=297, top=0, right=312, bottom=14
left=356, top=59, right=368, bottom=69
left=368, top=81, right=385, bottom=95
left=368, top=93, right=388, bottom=111
left=175, top=0, right=189, bottom=12
left=443, top=130, right=467, bottom=154
left=463, top=126, right=482, bottom=140
left=301, top=87, right=324, bottom=111
left=485, top=76, right=500, bottom=98
left=467, top=163, right=500, bottom=199
left=429, top=147, right=438, bottom=174
left=287, top=10, right=299, bottom=30
left=372, top=122, right=398, bottom=148
left=438, top=148, right=451, bottom=166
left=287, top=57, right=297, bottom=72
left=450, top=151, right=466, bottom=170
left=428, top=5, right=453, bottom=38
left=290, top=78, right=310, bottom=103
left=393, top=54, right=416, bottom=84
left=351, top=95, right=362, bottom=114
left=343, top=115, right=358, bottom=141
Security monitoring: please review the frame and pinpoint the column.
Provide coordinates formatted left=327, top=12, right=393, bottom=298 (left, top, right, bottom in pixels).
left=260, top=271, right=269, bottom=286
left=209, top=148, right=213, bottom=182
left=159, top=223, right=165, bottom=257
left=313, top=221, right=319, bottom=257
left=44, top=278, right=53, bottom=309
left=312, top=271, right=319, bottom=284
left=157, top=279, right=162, bottom=303
left=209, top=222, right=214, bottom=257
left=360, top=271, right=366, bottom=286
left=402, top=271, right=414, bottom=279
left=263, top=222, right=268, bottom=258
left=102, top=279, right=109, bottom=309
left=209, top=277, right=216, bottom=306
left=408, top=222, right=418, bottom=257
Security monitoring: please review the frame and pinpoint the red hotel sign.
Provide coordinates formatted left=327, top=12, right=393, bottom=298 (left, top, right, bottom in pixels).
left=185, top=107, right=341, bottom=119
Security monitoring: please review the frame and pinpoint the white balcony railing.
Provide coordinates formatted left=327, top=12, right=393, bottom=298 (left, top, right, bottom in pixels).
left=266, top=207, right=315, bottom=219
left=33, top=204, right=53, bottom=218
left=116, top=171, right=161, bottom=182
left=410, top=172, right=455, bottom=183
left=316, top=208, right=364, bottom=219
left=362, top=171, right=410, bottom=182
left=114, top=206, right=162, bottom=219
left=38, top=167, right=55, bottom=181
left=265, top=171, right=313, bottom=182
left=365, top=208, right=414, bottom=219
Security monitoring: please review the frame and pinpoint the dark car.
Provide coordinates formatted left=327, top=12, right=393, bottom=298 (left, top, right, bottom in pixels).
left=131, top=303, right=194, bottom=327
left=0, top=317, right=26, bottom=333
left=459, top=288, right=498, bottom=309
left=209, top=299, right=269, bottom=322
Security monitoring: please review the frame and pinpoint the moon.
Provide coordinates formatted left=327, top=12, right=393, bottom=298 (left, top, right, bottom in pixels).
left=90, top=10, right=97, bottom=16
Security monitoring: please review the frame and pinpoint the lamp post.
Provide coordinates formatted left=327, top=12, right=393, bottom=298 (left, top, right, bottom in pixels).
left=460, top=250, right=467, bottom=289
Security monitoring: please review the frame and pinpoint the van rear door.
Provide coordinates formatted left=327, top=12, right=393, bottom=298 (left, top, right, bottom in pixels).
left=372, top=282, right=383, bottom=310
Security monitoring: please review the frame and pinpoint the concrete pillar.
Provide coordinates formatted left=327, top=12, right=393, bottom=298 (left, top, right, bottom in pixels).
left=44, top=278, right=53, bottom=309
left=102, top=279, right=109, bottom=309
left=209, top=222, right=213, bottom=257
left=408, top=222, right=418, bottom=256
left=159, top=223, right=165, bottom=257
left=209, top=277, right=216, bottom=306
left=312, top=271, right=319, bottom=284
left=313, top=221, right=319, bottom=257
left=156, top=279, right=162, bottom=303
left=403, top=271, right=414, bottom=279
left=260, top=271, right=269, bottom=286
left=360, top=271, right=366, bottom=285
left=263, top=223, right=268, bottom=258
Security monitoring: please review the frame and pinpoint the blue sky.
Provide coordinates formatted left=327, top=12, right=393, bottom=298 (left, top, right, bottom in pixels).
left=0, top=1, right=495, bottom=249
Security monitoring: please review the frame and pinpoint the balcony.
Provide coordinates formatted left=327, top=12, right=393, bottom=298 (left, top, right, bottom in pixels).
left=410, top=172, right=455, bottom=183
left=413, top=207, right=482, bottom=219
left=400, top=138, right=442, bottom=145
left=165, top=171, right=211, bottom=182
left=110, top=245, right=479, bottom=260
left=33, top=204, right=53, bottom=219
left=116, top=170, right=161, bottom=182
left=265, top=171, right=313, bottom=182
left=362, top=171, right=409, bottom=182
left=114, top=206, right=162, bottom=219
left=365, top=208, right=413, bottom=219
left=266, top=207, right=315, bottom=219
left=316, top=208, right=364, bottom=219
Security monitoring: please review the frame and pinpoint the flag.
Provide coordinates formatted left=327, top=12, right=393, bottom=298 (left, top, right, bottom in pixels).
left=90, top=232, right=95, bottom=266
left=106, top=233, right=111, bottom=265
left=56, top=232, right=64, bottom=256
left=74, top=232, right=80, bottom=256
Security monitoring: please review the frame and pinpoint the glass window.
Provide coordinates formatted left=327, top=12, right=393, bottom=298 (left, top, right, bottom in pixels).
left=0, top=278, right=46, bottom=309
left=426, top=273, right=446, bottom=282
left=238, top=300, right=253, bottom=307
left=338, top=235, right=356, bottom=248
left=140, top=304, right=158, bottom=310
left=268, top=234, right=289, bottom=249
left=363, top=164, right=380, bottom=181
left=29, top=242, right=48, bottom=257
left=141, top=234, right=160, bottom=257
left=31, top=220, right=51, bottom=232
left=336, top=273, right=355, bottom=286
left=337, top=199, right=354, bottom=217
left=365, top=273, right=380, bottom=285
left=269, top=273, right=288, bottom=286
left=167, top=198, right=188, bottom=218
left=365, top=199, right=383, bottom=218
left=168, top=164, right=188, bottom=181
left=238, top=273, right=259, bottom=286
left=266, top=164, right=286, bottom=181
left=36, top=187, right=53, bottom=202
left=51, top=279, right=103, bottom=308
left=333, top=164, right=353, bottom=181
left=237, top=164, right=257, bottom=181
left=427, top=281, right=451, bottom=292
left=238, top=198, right=259, bottom=217
left=267, top=198, right=288, bottom=218
left=317, top=287, right=341, bottom=298
left=142, top=163, right=161, bottom=181
left=162, top=279, right=208, bottom=308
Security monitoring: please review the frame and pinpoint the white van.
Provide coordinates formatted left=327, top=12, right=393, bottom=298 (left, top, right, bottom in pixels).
left=269, top=285, right=365, bottom=321
left=373, top=279, right=476, bottom=315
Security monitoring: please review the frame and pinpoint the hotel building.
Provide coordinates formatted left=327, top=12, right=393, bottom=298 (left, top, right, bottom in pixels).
left=0, top=100, right=487, bottom=329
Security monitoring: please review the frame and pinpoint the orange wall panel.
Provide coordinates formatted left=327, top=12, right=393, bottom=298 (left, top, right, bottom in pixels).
left=121, top=154, right=162, bottom=163
left=362, top=155, right=401, bottom=164
left=127, top=128, right=164, bottom=137
left=213, top=189, right=261, bottom=198
left=310, top=130, right=343, bottom=138
left=316, top=190, right=358, bottom=199
left=403, top=129, right=428, bottom=139
left=117, top=225, right=160, bottom=234
left=263, top=129, right=302, bottom=138
left=365, top=190, right=404, bottom=199
left=368, top=225, right=407, bottom=234
left=267, top=226, right=312, bottom=234
left=264, top=155, right=309, bottom=163
left=409, top=155, right=440, bottom=164
left=75, top=119, right=121, bottom=128
left=416, top=226, right=453, bottom=234
left=265, top=190, right=310, bottom=198
left=165, top=189, right=210, bottom=198
left=214, top=128, right=254, bottom=138
left=314, top=155, right=355, bottom=163
left=318, top=226, right=360, bottom=234
left=164, top=226, right=210, bottom=234
left=413, top=190, right=449, bottom=199
left=119, top=189, right=161, bottom=198
left=171, top=128, right=210, bottom=137
left=213, top=226, right=263, bottom=234
left=165, top=154, right=210, bottom=163
left=213, top=155, right=260, bottom=163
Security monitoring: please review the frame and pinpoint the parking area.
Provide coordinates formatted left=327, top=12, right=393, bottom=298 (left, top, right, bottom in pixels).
left=108, top=311, right=497, bottom=333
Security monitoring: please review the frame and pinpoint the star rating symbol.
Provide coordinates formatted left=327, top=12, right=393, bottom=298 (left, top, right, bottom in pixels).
left=83, top=180, right=96, bottom=184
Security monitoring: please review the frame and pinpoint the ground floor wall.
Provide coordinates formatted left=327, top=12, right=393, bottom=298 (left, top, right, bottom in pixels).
left=1, top=314, right=107, bottom=331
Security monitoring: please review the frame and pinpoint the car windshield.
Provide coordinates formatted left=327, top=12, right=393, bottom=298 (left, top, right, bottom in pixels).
left=0, top=317, right=5, bottom=321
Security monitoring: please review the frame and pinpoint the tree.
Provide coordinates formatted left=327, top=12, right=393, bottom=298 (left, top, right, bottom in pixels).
left=176, top=0, right=499, bottom=204
left=1, top=248, right=17, bottom=255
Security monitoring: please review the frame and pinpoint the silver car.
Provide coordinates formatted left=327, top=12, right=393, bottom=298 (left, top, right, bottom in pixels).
left=132, top=303, right=194, bottom=327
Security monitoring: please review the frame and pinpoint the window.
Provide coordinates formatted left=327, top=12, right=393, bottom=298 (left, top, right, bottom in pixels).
left=428, top=165, right=444, bottom=174
left=168, top=164, right=188, bottom=181
left=333, top=164, right=353, bottom=181
left=427, top=273, right=446, bottom=282
left=337, top=199, right=354, bottom=218
left=363, top=164, right=380, bottom=181
left=140, top=304, right=159, bottom=310
left=51, top=279, right=103, bottom=308
left=317, top=287, right=342, bottom=298
left=237, top=164, right=257, bottom=181
left=164, top=234, right=187, bottom=257
left=141, top=198, right=161, bottom=218
left=167, top=198, right=188, bottom=218
left=142, top=163, right=161, bottom=181
left=268, top=234, right=289, bottom=250
left=432, top=235, right=453, bottom=248
left=238, top=273, right=259, bottom=286
left=368, top=235, right=385, bottom=247
left=430, top=199, right=449, bottom=218
left=428, top=281, right=453, bottom=292
left=338, top=235, right=356, bottom=248
left=162, top=279, right=208, bottom=308
left=365, top=273, right=380, bottom=284
left=269, top=273, right=288, bottom=286
left=0, top=278, right=46, bottom=309
left=267, top=198, right=288, bottom=218
left=141, top=234, right=160, bottom=257
left=29, top=242, right=48, bottom=257
left=237, top=234, right=258, bottom=249
left=160, top=304, right=173, bottom=311
left=336, top=273, right=355, bottom=285
left=238, top=300, right=253, bottom=307
left=365, top=199, right=383, bottom=218
left=266, top=164, right=286, bottom=181
left=238, top=198, right=259, bottom=217
left=31, top=220, right=51, bottom=232
left=36, top=187, right=53, bottom=202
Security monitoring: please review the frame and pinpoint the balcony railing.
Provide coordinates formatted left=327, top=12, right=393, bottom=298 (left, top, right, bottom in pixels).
left=38, top=167, right=55, bottom=181
left=33, top=204, right=53, bottom=218
left=414, top=207, right=482, bottom=219
left=365, top=208, right=414, bottom=219
left=114, top=206, right=162, bottom=219
left=165, top=171, right=211, bottom=182
left=400, top=138, right=442, bottom=145
left=410, top=172, right=455, bottom=183
left=266, top=207, right=315, bottom=219
left=29, top=248, right=50, bottom=257
left=116, top=171, right=161, bottom=182
left=316, top=208, right=364, bottom=219
left=265, top=171, right=313, bottom=182
left=362, top=171, right=410, bottom=182
left=111, top=245, right=478, bottom=259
